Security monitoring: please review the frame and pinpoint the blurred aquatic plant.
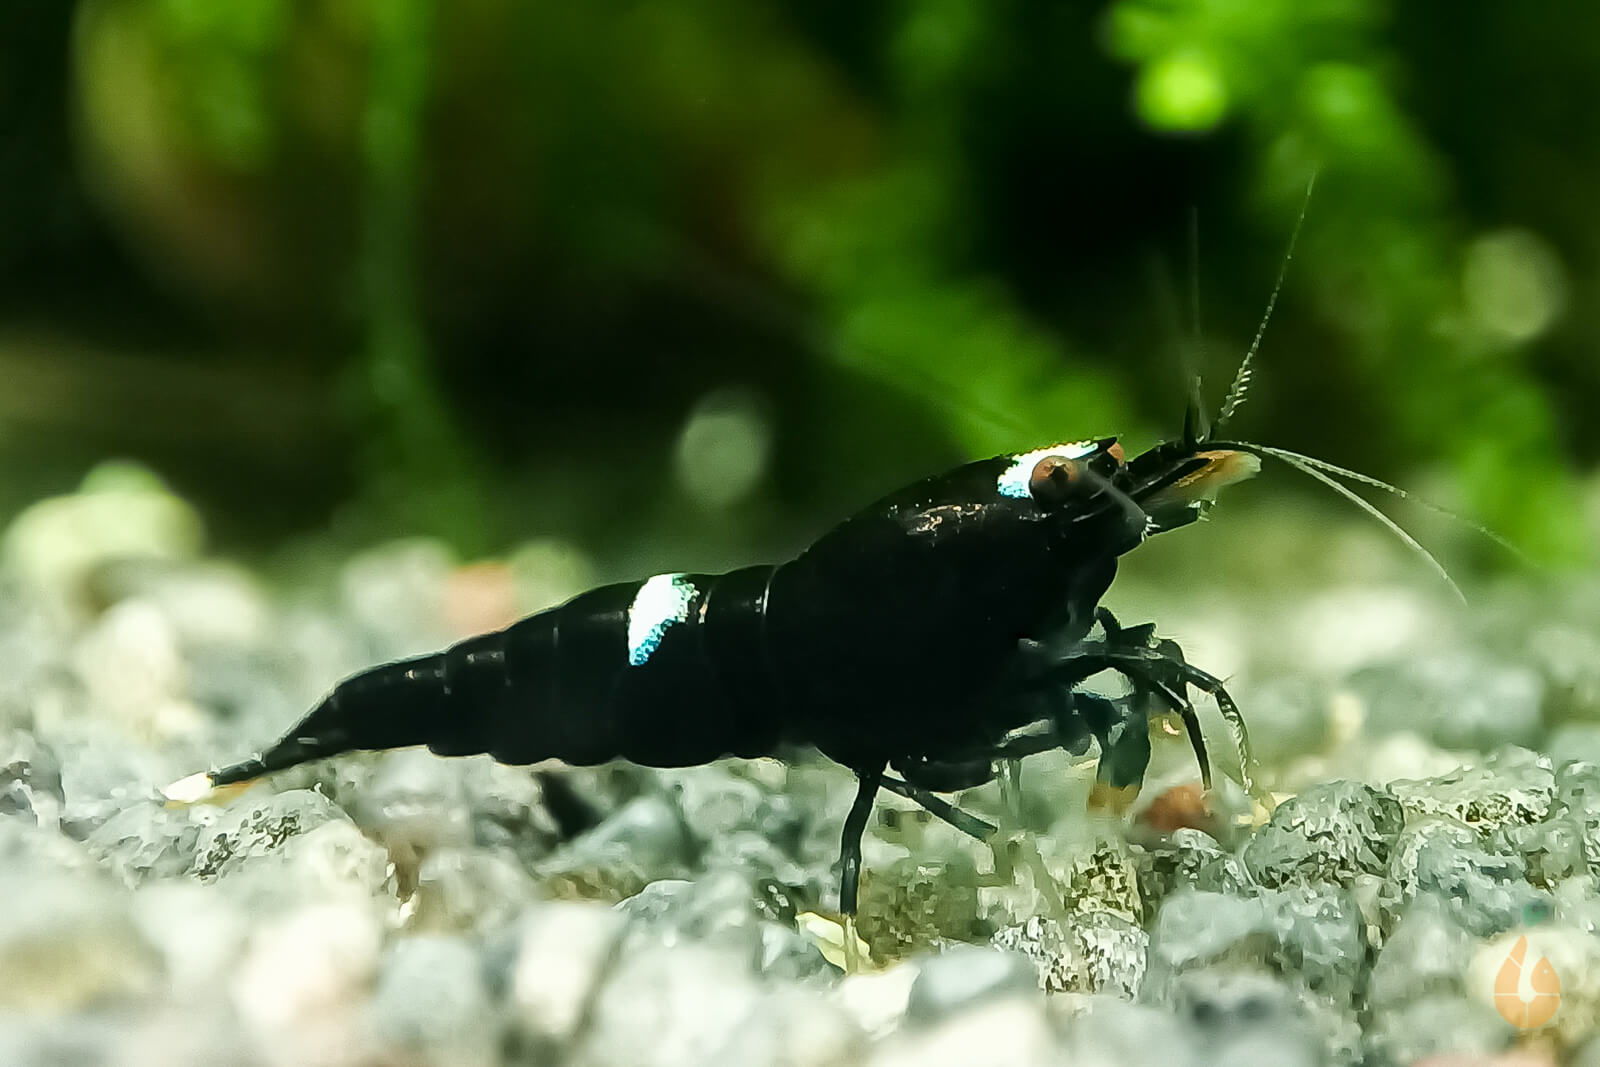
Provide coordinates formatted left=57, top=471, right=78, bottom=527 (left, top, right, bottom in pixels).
left=33, top=0, right=1599, bottom=565
left=760, top=3, right=1143, bottom=459
left=352, top=0, right=489, bottom=553
left=147, top=0, right=288, bottom=169
left=1107, top=0, right=1383, bottom=136
left=763, top=163, right=1137, bottom=459
left=1106, top=0, right=1588, bottom=562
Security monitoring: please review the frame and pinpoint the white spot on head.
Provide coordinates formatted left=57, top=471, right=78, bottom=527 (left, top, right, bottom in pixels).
left=627, top=573, right=698, bottom=666
left=996, top=441, right=1099, bottom=499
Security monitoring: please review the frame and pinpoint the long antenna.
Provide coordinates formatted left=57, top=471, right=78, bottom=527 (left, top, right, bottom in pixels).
left=1147, top=247, right=1209, bottom=448
left=1245, top=446, right=1468, bottom=604
left=1214, top=172, right=1318, bottom=433
left=1240, top=442, right=1530, bottom=564
left=1183, top=207, right=1210, bottom=445
left=1188, top=206, right=1203, bottom=345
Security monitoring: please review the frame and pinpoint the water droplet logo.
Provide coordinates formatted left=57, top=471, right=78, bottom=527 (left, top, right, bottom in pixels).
left=1493, top=935, right=1561, bottom=1029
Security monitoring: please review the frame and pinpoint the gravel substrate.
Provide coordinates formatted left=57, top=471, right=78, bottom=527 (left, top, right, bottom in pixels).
left=3, top=473, right=1600, bottom=1066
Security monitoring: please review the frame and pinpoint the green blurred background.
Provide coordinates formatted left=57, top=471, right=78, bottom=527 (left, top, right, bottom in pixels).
left=3, top=0, right=1597, bottom=582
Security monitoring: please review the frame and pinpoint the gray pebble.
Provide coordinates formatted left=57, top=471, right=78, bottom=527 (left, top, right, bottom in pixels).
left=182, top=790, right=398, bottom=915
left=1555, top=873, right=1600, bottom=934
left=1490, top=817, right=1587, bottom=888
left=572, top=941, right=763, bottom=1067
left=56, top=735, right=171, bottom=839
left=1056, top=830, right=1143, bottom=922
left=347, top=748, right=474, bottom=878
left=991, top=911, right=1148, bottom=997
left=129, top=882, right=248, bottom=997
left=1549, top=725, right=1600, bottom=769
left=371, top=935, right=500, bottom=1067
left=1147, top=885, right=1366, bottom=1007
left=0, top=1016, right=122, bottom=1067
left=706, top=987, right=864, bottom=1067
left=619, top=871, right=832, bottom=981
left=700, top=826, right=817, bottom=893
left=1526, top=622, right=1600, bottom=726
left=1266, top=885, right=1369, bottom=1006
left=503, top=900, right=629, bottom=1048
left=85, top=798, right=216, bottom=888
left=1388, top=747, right=1556, bottom=831
left=864, top=994, right=1058, bottom=1067
left=1173, top=971, right=1323, bottom=1067
left=1364, top=992, right=1511, bottom=1065
left=539, top=792, right=694, bottom=901
left=186, top=787, right=347, bottom=881
left=0, top=729, right=63, bottom=828
left=1557, top=759, right=1600, bottom=866
left=0, top=1010, right=259, bottom=1067
left=1348, top=653, right=1544, bottom=751
left=461, top=759, right=561, bottom=865
left=408, top=845, right=542, bottom=935
left=1136, top=828, right=1253, bottom=906
left=1054, top=995, right=1196, bottom=1067
left=667, top=762, right=802, bottom=843
left=0, top=871, right=162, bottom=1012
left=1235, top=676, right=1333, bottom=767
left=1243, top=780, right=1403, bottom=889
left=1381, top=816, right=1552, bottom=936
left=904, top=945, right=1039, bottom=1022
left=227, top=900, right=385, bottom=1058
left=0, top=815, right=100, bottom=878
left=1366, top=894, right=1473, bottom=1007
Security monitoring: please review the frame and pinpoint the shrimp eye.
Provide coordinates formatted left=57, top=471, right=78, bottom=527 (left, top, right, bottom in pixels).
left=1029, top=455, right=1085, bottom=507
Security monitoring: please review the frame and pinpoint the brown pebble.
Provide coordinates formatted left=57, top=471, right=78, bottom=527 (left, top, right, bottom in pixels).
left=1138, top=782, right=1214, bottom=834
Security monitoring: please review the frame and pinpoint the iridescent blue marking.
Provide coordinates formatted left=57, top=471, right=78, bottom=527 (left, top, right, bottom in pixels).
left=627, top=573, right=698, bottom=667
left=996, top=441, right=1098, bottom=499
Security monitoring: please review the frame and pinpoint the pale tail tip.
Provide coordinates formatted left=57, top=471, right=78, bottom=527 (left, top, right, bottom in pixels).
left=162, top=771, right=214, bottom=805
left=161, top=771, right=254, bottom=807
